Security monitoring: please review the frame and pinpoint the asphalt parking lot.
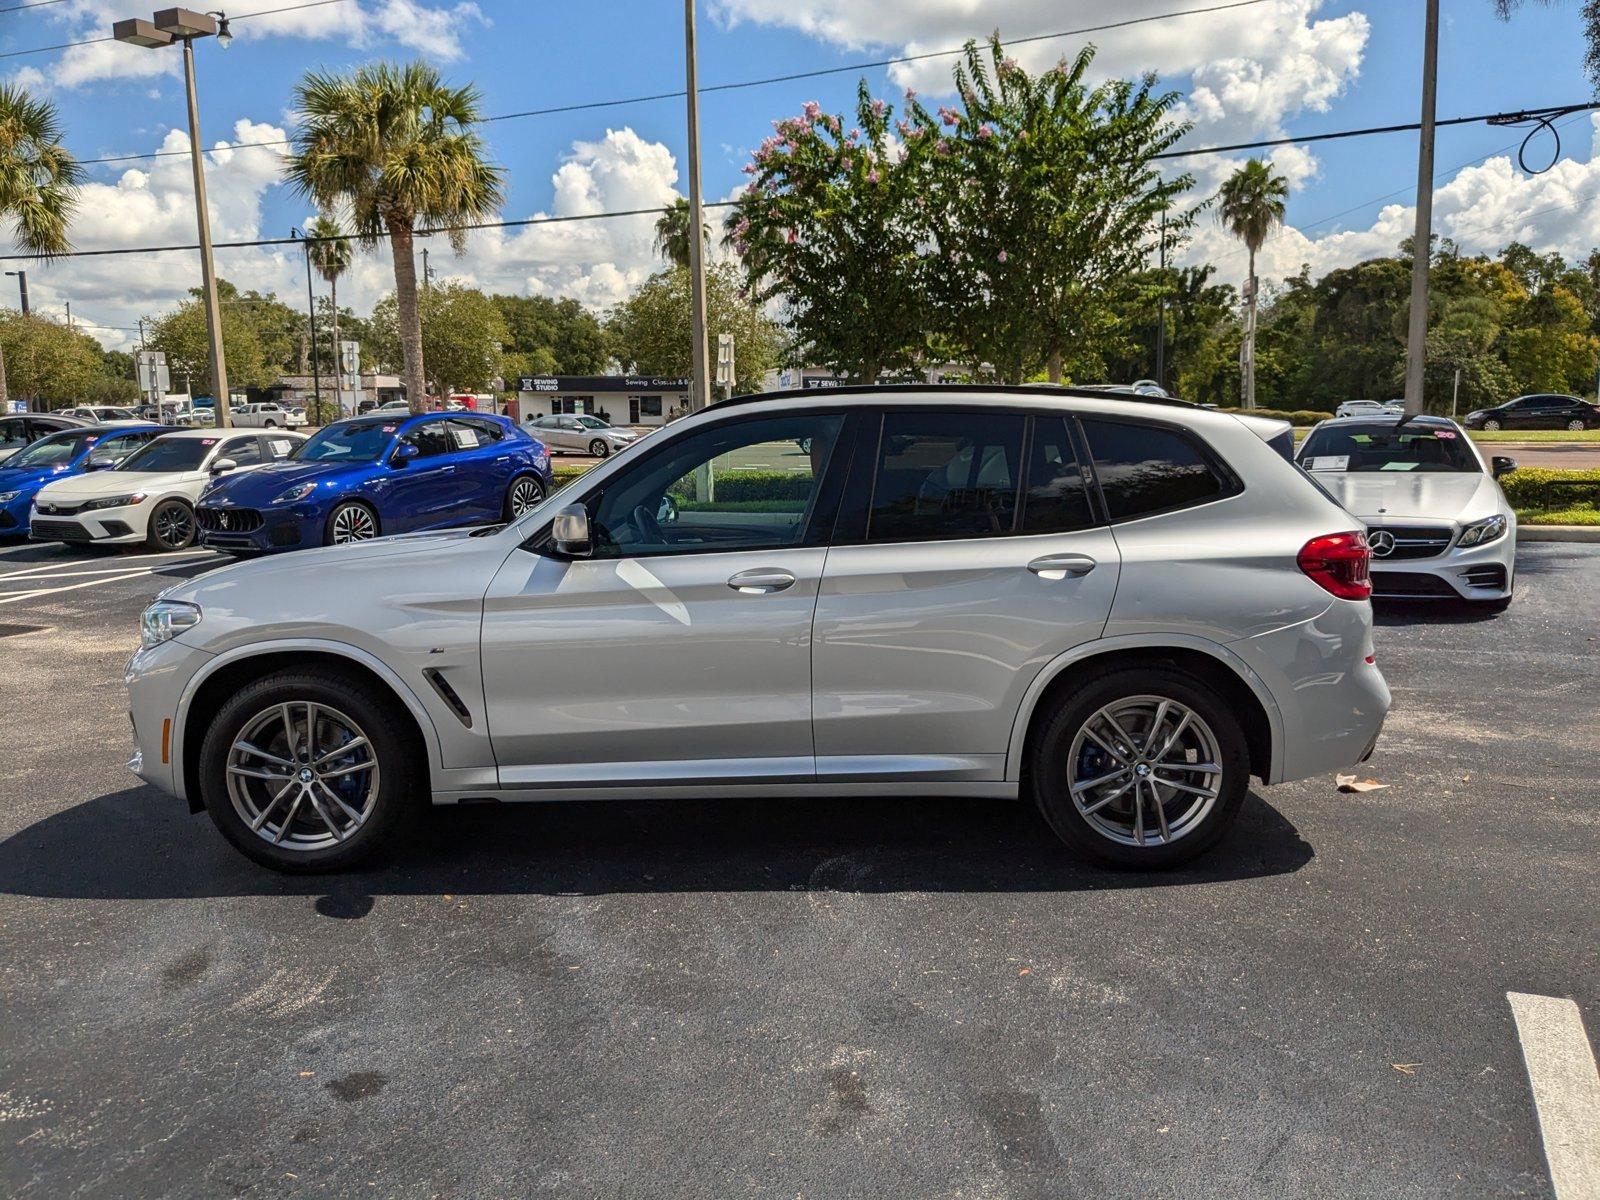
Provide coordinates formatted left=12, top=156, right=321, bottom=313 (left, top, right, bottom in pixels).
left=1, top=538, right=1595, bottom=1199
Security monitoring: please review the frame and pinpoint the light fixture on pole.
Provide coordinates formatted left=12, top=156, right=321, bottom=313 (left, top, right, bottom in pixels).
left=113, top=7, right=233, bottom=427
left=4, top=270, right=29, bottom=316
left=291, top=227, right=323, bottom=410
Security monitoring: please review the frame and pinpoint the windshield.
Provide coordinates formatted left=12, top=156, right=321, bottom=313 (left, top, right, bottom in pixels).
left=576, top=415, right=610, bottom=429
left=9, top=431, right=99, bottom=468
left=1300, top=422, right=1479, bottom=473
left=118, top=436, right=213, bottom=472
left=294, top=420, right=395, bottom=463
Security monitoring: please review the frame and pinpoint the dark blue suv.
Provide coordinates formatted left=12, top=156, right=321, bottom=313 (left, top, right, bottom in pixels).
left=196, top=412, right=552, bottom=555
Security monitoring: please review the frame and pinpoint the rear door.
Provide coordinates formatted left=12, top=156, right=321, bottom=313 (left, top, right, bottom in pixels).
left=444, top=417, right=504, bottom=521
left=811, top=408, right=1121, bottom=784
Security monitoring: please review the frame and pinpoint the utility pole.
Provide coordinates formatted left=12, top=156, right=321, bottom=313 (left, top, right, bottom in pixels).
left=294, top=228, right=323, bottom=408
left=5, top=270, right=29, bottom=315
left=683, top=0, right=710, bottom=412
left=1402, top=0, right=1440, bottom=416
left=1155, top=208, right=1168, bottom=390
left=64, top=300, right=71, bottom=331
left=422, top=246, right=431, bottom=295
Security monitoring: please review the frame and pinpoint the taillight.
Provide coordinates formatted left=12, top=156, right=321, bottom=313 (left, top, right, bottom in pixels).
left=1298, top=531, right=1372, bottom=600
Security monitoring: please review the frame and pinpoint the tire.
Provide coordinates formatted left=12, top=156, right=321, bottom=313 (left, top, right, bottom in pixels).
left=324, top=501, right=379, bottom=546
left=197, top=668, right=422, bottom=872
left=1028, top=666, right=1250, bottom=869
left=1566, top=419, right=1585, bottom=432
left=1483, top=419, right=1502, bottom=431
left=589, top=438, right=609, bottom=458
left=145, top=498, right=196, bottom=551
left=503, top=473, right=545, bottom=520
left=264, top=419, right=277, bottom=428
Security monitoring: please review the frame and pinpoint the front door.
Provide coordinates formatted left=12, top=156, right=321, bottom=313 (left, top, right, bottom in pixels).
left=811, top=409, right=1121, bottom=783
left=481, top=409, right=849, bottom=789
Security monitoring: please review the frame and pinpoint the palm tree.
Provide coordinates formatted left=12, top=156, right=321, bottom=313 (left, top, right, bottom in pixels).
left=306, top=214, right=351, bottom=410
left=653, top=197, right=707, bottom=269
left=285, top=61, right=503, bottom=415
left=0, top=84, right=82, bottom=410
left=1216, top=158, right=1287, bottom=409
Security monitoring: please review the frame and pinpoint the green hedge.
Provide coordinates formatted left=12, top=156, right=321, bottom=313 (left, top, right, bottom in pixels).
left=1499, top=466, right=1600, bottom=510
left=667, top=469, right=814, bottom=502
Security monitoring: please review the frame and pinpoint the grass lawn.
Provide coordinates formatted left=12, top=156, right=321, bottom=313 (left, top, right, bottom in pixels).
left=1292, top=428, right=1600, bottom=443
left=1517, top=505, right=1600, bottom=526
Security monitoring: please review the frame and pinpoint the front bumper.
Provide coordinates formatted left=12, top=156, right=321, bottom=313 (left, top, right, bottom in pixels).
left=126, top=635, right=215, bottom=805
left=197, top=502, right=311, bottom=555
left=1366, top=523, right=1516, bottom=600
left=29, top=506, right=145, bottom=545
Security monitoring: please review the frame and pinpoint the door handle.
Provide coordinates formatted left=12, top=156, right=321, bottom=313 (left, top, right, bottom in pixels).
left=1027, top=553, right=1096, bottom=580
left=727, top=568, right=797, bottom=594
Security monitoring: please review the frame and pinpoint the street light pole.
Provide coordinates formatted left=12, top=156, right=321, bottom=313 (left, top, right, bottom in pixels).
left=294, top=228, right=323, bottom=409
left=683, top=0, right=710, bottom=412
left=1155, top=209, right=1167, bottom=390
left=1402, top=0, right=1440, bottom=416
left=114, top=9, right=232, bottom=426
left=5, top=270, right=29, bottom=316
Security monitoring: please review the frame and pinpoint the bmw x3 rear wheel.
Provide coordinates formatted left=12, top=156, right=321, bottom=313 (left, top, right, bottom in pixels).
left=1030, top=666, right=1249, bottom=868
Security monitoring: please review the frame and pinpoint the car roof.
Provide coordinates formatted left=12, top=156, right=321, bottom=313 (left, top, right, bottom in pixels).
left=82, top=422, right=164, bottom=434
left=715, top=383, right=1207, bottom=418
left=1314, top=413, right=1457, bottom=428
left=160, top=426, right=267, bottom=439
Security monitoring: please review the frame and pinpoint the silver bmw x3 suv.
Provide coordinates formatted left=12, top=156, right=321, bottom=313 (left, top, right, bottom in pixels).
left=127, top=386, right=1390, bottom=873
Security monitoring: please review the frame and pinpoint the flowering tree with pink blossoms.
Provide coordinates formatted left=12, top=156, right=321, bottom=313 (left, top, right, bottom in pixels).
left=908, top=38, right=1196, bottom=383
left=727, top=83, right=932, bottom=383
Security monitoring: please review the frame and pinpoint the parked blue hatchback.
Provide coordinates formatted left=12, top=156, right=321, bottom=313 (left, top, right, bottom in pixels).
left=195, top=411, right=552, bottom=555
left=0, top=423, right=166, bottom=537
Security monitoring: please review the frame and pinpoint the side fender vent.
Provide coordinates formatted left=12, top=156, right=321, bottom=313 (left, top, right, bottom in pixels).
left=422, top=668, right=474, bottom=729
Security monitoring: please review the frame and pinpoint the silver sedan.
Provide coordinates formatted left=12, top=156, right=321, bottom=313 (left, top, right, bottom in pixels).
left=524, top=413, right=638, bottom=457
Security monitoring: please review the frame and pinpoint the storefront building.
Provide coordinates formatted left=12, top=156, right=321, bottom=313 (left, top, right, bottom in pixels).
left=512, top=375, right=692, bottom=428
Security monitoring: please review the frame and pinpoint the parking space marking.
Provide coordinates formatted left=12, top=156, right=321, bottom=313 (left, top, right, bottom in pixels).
left=0, top=567, right=170, bottom=605
left=1508, top=991, right=1600, bottom=1199
left=0, top=551, right=214, bottom=582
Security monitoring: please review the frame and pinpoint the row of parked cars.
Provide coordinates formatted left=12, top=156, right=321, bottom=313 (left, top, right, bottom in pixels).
left=0, top=411, right=554, bottom=552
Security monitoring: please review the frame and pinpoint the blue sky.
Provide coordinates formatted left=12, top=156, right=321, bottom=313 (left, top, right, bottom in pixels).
left=0, top=0, right=1593, bottom=348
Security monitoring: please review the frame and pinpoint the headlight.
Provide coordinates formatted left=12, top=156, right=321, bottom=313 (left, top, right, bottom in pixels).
left=1457, top=514, right=1507, bottom=547
left=272, top=481, right=317, bottom=504
left=83, top=492, right=146, bottom=511
left=139, top=599, right=201, bottom=649
left=0, top=491, right=16, bottom=503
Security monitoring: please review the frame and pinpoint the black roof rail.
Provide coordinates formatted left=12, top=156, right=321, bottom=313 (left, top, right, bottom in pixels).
left=713, top=382, right=1199, bottom=411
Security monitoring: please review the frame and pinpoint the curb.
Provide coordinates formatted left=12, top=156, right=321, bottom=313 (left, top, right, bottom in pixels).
left=1517, top=525, right=1600, bottom=543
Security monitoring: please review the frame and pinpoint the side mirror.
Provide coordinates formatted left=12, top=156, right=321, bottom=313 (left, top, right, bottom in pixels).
left=551, top=503, right=591, bottom=556
left=85, top=452, right=117, bottom=471
left=390, top=442, right=420, bottom=467
left=210, top=457, right=238, bottom=475
left=1492, top=455, right=1518, bottom=477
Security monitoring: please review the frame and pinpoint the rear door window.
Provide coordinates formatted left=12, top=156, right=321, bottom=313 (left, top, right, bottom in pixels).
left=1081, top=418, right=1231, bottom=521
left=866, top=411, right=1024, bottom=542
left=1021, top=417, right=1094, bottom=534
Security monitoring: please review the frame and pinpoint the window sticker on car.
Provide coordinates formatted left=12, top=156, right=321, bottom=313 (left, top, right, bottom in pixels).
left=455, top=427, right=480, bottom=448
left=1307, top=455, right=1348, bottom=470
left=1433, top=429, right=1457, bottom=438
left=269, top=439, right=293, bottom=456
left=201, top=438, right=217, bottom=445
left=381, top=425, right=397, bottom=433
left=1379, top=461, right=1419, bottom=471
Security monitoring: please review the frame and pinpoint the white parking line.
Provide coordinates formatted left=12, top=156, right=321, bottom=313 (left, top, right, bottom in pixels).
left=0, top=568, right=167, bottom=605
left=0, top=551, right=213, bottom=582
left=1508, top=991, right=1600, bottom=1199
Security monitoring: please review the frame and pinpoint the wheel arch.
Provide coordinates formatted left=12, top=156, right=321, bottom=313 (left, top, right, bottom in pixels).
left=176, top=640, right=440, bottom=813
left=325, top=495, right=381, bottom=540
left=1006, top=636, right=1283, bottom=786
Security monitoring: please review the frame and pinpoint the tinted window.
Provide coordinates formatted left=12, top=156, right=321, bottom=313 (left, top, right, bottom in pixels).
left=1299, top=422, right=1478, bottom=474
left=8, top=430, right=97, bottom=467
left=296, top=420, right=394, bottom=463
left=1082, top=419, right=1227, bottom=520
left=222, top=437, right=262, bottom=467
left=589, top=413, right=844, bottom=558
left=406, top=422, right=453, bottom=458
left=0, top=419, right=27, bottom=449
left=119, top=437, right=214, bottom=472
left=868, top=411, right=1023, bottom=542
left=1022, top=417, right=1093, bottom=534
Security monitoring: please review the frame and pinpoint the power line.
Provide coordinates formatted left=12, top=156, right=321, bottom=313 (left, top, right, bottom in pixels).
left=0, top=0, right=351, bottom=59
left=0, top=0, right=69, bottom=14
left=75, top=0, right=1280, bottom=165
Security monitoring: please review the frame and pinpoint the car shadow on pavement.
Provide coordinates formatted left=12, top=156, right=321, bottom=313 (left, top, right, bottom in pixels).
left=0, top=786, right=1312, bottom=902
left=1372, top=599, right=1504, bottom=626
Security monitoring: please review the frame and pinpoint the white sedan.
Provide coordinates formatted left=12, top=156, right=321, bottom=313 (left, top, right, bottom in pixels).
left=1334, top=399, right=1404, bottom=419
left=1297, top=414, right=1517, bottom=609
left=31, top=428, right=303, bottom=552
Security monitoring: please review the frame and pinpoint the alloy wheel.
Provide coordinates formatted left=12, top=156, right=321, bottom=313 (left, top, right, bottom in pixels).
left=152, top=502, right=193, bottom=550
left=330, top=504, right=377, bottom=543
left=510, top=477, right=543, bottom=515
left=1567, top=419, right=1585, bottom=432
left=589, top=439, right=609, bottom=458
left=1066, top=695, right=1224, bottom=847
left=1484, top=419, right=1501, bottom=431
left=226, top=701, right=379, bottom=851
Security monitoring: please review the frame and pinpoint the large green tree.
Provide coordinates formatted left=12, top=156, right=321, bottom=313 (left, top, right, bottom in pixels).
left=372, top=280, right=506, bottom=395
left=607, top=262, right=784, bottom=395
left=146, top=280, right=276, bottom=397
left=729, top=82, right=931, bottom=382
left=910, top=39, right=1195, bottom=383
left=1216, top=158, right=1288, bottom=409
left=493, top=293, right=609, bottom=376
left=652, top=197, right=707, bottom=270
left=0, top=84, right=83, bottom=410
left=306, top=215, right=352, bottom=389
left=285, top=61, right=504, bottom=413
left=0, top=312, right=133, bottom=407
